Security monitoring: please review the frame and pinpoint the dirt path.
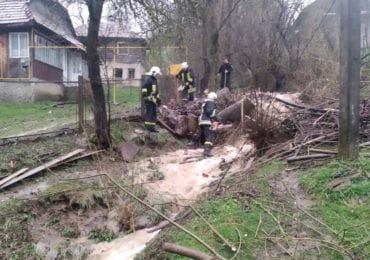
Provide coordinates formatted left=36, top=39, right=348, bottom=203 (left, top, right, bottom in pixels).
left=87, top=144, right=254, bottom=259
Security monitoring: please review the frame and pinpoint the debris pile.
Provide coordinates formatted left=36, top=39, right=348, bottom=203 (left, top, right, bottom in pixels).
left=0, top=149, right=101, bottom=190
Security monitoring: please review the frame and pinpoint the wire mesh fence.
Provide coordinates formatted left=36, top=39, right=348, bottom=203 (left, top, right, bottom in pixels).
left=0, top=78, right=141, bottom=139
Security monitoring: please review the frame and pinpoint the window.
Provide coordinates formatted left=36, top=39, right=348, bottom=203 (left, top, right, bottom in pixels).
left=34, top=34, right=62, bottom=69
left=114, top=68, right=123, bottom=78
left=9, top=32, right=29, bottom=58
left=128, top=68, right=135, bottom=79
left=73, top=59, right=81, bottom=74
left=117, top=43, right=129, bottom=55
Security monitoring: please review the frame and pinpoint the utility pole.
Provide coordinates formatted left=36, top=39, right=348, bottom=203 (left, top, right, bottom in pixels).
left=339, top=0, right=361, bottom=160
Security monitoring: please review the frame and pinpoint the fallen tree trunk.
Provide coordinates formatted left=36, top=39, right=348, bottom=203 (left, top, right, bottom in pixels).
left=162, top=243, right=215, bottom=260
left=217, top=98, right=254, bottom=122
left=275, top=97, right=338, bottom=114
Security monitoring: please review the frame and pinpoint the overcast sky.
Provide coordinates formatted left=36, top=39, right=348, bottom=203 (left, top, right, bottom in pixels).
left=67, top=0, right=317, bottom=30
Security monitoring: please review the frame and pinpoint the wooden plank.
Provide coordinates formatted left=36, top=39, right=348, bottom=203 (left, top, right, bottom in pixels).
left=0, top=149, right=84, bottom=190
left=56, top=150, right=103, bottom=165
left=0, top=168, right=28, bottom=187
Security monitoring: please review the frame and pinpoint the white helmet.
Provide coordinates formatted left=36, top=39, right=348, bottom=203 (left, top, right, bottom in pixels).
left=180, top=62, right=189, bottom=69
left=149, top=66, right=162, bottom=76
left=207, top=92, right=217, bottom=101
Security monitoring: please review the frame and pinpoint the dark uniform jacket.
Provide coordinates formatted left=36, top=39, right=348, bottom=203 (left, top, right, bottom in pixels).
left=176, top=68, right=195, bottom=86
left=142, top=75, right=159, bottom=104
left=199, top=99, right=220, bottom=125
left=218, top=63, right=233, bottom=75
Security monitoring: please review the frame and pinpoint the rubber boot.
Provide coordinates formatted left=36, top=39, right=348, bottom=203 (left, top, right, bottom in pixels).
left=188, top=93, right=194, bottom=101
left=203, top=144, right=212, bottom=157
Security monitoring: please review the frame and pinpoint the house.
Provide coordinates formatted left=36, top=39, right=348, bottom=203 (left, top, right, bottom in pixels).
left=76, top=23, right=147, bottom=87
left=292, top=0, right=370, bottom=56
left=0, top=0, right=87, bottom=101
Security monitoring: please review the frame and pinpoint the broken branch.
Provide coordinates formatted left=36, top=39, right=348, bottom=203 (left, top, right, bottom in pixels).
left=162, top=243, right=214, bottom=260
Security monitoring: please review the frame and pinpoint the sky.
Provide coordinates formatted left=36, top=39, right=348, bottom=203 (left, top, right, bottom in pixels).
left=67, top=0, right=317, bottom=31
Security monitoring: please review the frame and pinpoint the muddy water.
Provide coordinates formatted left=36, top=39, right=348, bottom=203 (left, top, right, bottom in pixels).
left=87, top=144, right=254, bottom=260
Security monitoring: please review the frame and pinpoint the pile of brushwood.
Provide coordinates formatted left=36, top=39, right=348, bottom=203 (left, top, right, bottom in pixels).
left=159, top=88, right=370, bottom=162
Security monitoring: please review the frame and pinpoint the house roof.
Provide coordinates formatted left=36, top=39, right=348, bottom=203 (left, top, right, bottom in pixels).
left=0, top=0, right=84, bottom=50
left=0, top=0, right=32, bottom=25
left=75, top=23, right=145, bottom=41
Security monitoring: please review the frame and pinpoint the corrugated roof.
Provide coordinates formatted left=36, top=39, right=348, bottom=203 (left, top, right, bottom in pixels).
left=0, top=0, right=84, bottom=50
left=0, top=0, right=32, bottom=24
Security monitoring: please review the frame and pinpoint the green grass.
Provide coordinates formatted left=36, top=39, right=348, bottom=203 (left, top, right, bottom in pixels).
left=9, top=243, right=40, bottom=260
left=0, top=101, right=77, bottom=138
left=0, top=86, right=141, bottom=138
left=61, top=224, right=80, bottom=238
left=88, top=228, right=117, bottom=242
left=138, top=197, right=275, bottom=260
left=0, top=135, right=76, bottom=177
left=0, top=199, right=35, bottom=259
left=300, top=159, right=370, bottom=257
left=107, top=85, right=140, bottom=106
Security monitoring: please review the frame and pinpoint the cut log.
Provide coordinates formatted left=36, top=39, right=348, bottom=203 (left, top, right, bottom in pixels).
left=217, top=98, right=255, bottom=122
left=162, top=243, right=214, bottom=260
left=0, top=149, right=84, bottom=190
left=174, top=115, right=188, bottom=136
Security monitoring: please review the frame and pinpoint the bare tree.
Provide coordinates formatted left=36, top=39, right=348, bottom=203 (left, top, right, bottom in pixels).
left=85, top=0, right=110, bottom=149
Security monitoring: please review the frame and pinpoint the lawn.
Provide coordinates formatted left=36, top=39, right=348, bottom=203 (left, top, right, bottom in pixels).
left=0, top=86, right=140, bottom=138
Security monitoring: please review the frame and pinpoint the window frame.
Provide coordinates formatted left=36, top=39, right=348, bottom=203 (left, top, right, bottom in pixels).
left=117, top=42, right=129, bottom=55
left=128, top=68, right=135, bottom=79
left=114, top=68, right=123, bottom=78
left=9, top=32, right=29, bottom=58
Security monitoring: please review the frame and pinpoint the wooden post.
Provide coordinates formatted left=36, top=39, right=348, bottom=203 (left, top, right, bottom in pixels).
left=78, top=75, right=85, bottom=132
left=339, top=0, right=361, bottom=160
left=141, top=75, right=145, bottom=119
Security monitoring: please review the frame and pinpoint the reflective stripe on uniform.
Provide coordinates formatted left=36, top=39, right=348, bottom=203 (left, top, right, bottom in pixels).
left=152, top=84, right=157, bottom=93
left=211, top=109, right=216, bottom=117
left=199, top=120, right=211, bottom=125
left=205, top=141, right=213, bottom=146
left=142, top=88, right=148, bottom=93
left=145, top=121, right=156, bottom=125
left=187, top=72, right=193, bottom=82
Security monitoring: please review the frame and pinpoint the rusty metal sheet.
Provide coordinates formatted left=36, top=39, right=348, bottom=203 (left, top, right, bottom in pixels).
left=118, top=141, right=140, bottom=162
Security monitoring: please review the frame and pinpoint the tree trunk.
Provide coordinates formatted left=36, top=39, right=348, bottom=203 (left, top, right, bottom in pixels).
left=86, top=0, right=110, bottom=149
left=200, top=18, right=210, bottom=92
left=218, top=98, right=255, bottom=122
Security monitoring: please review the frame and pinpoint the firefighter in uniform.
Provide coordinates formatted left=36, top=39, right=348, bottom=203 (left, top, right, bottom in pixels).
left=176, top=62, right=196, bottom=101
left=142, top=66, right=161, bottom=132
left=199, top=92, right=220, bottom=157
